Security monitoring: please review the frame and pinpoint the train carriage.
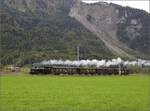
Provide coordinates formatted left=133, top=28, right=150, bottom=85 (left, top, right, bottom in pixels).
left=30, top=64, right=131, bottom=75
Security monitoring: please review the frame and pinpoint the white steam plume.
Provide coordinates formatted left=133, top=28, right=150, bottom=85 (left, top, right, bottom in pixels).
left=40, top=57, right=150, bottom=67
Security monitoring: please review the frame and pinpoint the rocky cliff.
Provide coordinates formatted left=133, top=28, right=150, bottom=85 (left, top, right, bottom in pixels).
left=69, top=1, right=150, bottom=57
left=0, top=0, right=149, bottom=65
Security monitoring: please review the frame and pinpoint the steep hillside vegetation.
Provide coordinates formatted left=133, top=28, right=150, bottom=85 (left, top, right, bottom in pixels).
left=0, top=1, right=114, bottom=65
left=0, top=0, right=149, bottom=66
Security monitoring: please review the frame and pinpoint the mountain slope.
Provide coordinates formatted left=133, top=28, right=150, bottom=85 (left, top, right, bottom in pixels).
left=69, top=1, right=150, bottom=58
left=0, top=0, right=114, bottom=65
left=0, top=0, right=150, bottom=66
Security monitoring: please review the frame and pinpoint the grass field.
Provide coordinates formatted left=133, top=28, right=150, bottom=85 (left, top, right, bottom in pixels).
left=0, top=75, right=149, bottom=111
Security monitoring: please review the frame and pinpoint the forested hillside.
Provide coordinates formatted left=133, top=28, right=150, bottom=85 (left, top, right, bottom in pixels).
left=0, top=1, right=114, bottom=65
left=0, top=0, right=149, bottom=66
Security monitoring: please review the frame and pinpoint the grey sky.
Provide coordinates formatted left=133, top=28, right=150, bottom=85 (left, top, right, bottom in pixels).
left=82, top=0, right=149, bottom=13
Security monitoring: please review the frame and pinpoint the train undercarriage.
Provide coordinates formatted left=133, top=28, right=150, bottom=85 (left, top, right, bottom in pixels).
left=30, top=65, right=130, bottom=75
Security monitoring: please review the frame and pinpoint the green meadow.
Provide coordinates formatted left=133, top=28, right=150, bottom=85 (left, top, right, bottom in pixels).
left=0, top=75, right=149, bottom=111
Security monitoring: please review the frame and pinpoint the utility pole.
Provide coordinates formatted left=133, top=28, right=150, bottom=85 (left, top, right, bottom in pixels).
left=119, top=64, right=121, bottom=75
left=77, top=46, right=80, bottom=61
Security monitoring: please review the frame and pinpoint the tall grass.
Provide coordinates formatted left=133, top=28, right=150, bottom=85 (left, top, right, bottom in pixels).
left=0, top=75, right=149, bottom=111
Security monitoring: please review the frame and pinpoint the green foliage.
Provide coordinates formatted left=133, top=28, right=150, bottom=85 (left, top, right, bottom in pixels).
left=0, top=5, right=114, bottom=66
left=129, top=66, right=150, bottom=74
left=0, top=75, right=149, bottom=111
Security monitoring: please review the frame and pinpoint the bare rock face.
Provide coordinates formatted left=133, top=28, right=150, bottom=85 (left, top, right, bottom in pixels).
left=1, top=0, right=150, bottom=59
left=115, top=4, right=150, bottom=55
left=69, top=1, right=135, bottom=57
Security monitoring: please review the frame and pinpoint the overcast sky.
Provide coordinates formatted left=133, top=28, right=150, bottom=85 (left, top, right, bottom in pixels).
left=82, top=0, right=149, bottom=13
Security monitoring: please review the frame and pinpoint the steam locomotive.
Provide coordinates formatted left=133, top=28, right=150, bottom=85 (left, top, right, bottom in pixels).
left=30, top=64, right=131, bottom=75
